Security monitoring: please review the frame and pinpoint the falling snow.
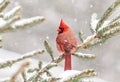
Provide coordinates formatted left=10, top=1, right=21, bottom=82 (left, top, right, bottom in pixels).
left=74, top=18, right=77, bottom=22
left=90, top=4, right=94, bottom=8
left=46, top=36, right=49, bottom=39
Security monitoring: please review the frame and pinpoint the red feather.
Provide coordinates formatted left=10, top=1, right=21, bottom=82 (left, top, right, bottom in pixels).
left=56, top=19, right=78, bottom=71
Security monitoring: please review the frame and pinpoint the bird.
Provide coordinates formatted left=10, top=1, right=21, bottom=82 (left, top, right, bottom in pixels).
left=56, top=19, right=78, bottom=71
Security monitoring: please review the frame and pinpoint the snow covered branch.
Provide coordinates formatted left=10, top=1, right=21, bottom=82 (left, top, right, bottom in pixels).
left=0, top=49, right=44, bottom=69
left=95, top=0, right=120, bottom=31
left=44, top=40, right=54, bottom=61
left=73, top=52, right=96, bottom=59
left=4, top=6, right=22, bottom=20
left=76, top=0, right=120, bottom=50
left=59, top=69, right=97, bottom=82
left=0, top=0, right=45, bottom=34
left=34, top=63, right=58, bottom=82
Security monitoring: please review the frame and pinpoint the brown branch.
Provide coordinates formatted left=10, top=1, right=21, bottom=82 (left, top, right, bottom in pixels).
left=10, top=62, right=30, bottom=82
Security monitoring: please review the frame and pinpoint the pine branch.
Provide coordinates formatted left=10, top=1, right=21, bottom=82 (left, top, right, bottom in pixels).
left=95, top=0, right=120, bottom=31
left=34, top=63, right=58, bottom=82
left=59, top=69, right=97, bottom=82
left=79, top=31, right=84, bottom=43
left=0, top=16, right=21, bottom=33
left=4, top=6, right=22, bottom=20
left=0, top=49, right=44, bottom=69
left=73, top=52, right=96, bottom=60
left=90, top=13, right=98, bottom=33
left=44, top=40, right=54, bottom=61
left=0, top=16, right=45, bottom=33
left=76, top=34, right=99, bottom=51
left=21, top=71, right=27, bottom=82
left=110, top=14, right=120, bottom=23
left=11, top=16, right=45, bottom=29
left=41, top=77, right=61, bottom=82
left=98, top=21, right=120, bottom=36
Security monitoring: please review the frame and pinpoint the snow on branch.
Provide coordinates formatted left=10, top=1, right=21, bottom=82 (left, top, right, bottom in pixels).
left=110, top=14, right=120, bottom=23
left=0, top=49, right=44, bottom=69
left=76, top=0, right=120, bottom=50
left=34, top=63, right=58, bottom=82
left=95, top=0, right=120, bottom=31
left=90, top=13, right=98, bottom=33
left=0, top=0, right=45, bottom=34
left=0, top=16, right=21, bottom=33
left=4, top=6, right=22, bottom=20
left=11, top=16, right=45, bottom=29
left=0, top=16, right=45, bottom=33
left=73, top=52, right=96, bottom=59
left=58, top=69, right=97, bottom=82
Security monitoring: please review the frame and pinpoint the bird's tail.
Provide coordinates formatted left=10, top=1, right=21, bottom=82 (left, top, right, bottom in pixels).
left=64, top=53, right=72, bottom=71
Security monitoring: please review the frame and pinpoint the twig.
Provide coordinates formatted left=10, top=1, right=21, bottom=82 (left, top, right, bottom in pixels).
left=21, top=71, right=27, bottom=82
left=0, top=0, right=10, bottom=12
left=10, top=62, right=30, bottom=82
left=79, top=31, right=84, bottom=43
left=34, top=63, right=57, bottom=82
left=76, top=34, right=99, bottom=51
left=44, top=40, right=54, bottom=61
left=110, top=14, right=120, bottom=24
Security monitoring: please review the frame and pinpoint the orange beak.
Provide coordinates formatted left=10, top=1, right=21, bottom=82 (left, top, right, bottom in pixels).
left=57, top=29, right=61, bottom=32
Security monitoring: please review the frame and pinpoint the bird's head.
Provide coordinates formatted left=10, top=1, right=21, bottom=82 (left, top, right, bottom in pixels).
left=57, top=19, right=70, bottom=34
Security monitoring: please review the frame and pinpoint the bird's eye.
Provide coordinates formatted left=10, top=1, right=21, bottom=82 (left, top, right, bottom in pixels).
left=59, top=27, right=64, bottom=31
left=58, top=27, right=64, bottom=34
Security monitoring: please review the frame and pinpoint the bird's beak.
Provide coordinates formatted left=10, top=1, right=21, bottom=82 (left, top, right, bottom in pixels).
left=57, top=29, right=61, bottom=32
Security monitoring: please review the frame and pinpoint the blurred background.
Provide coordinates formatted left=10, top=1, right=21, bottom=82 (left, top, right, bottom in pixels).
left=1, top=0, right=120, bottom=82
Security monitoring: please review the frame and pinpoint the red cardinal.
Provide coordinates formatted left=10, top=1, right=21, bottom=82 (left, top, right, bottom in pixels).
left=56, top=19, right=78, bottom=71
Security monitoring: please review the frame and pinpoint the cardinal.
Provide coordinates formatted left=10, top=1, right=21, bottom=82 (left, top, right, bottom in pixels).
left=56, top=19, right=78, bottom=71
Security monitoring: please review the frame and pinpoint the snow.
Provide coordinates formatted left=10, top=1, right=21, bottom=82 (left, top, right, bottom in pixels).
left=4, top=6, right=21, bottom=19
left=98, top=20, right=110, bottom=31
left=0, top=18, right=6, bottom=28
left=74, top=18, right=77, bottom=22
left=59, top=70, right=80, bottom=81
left=58, top=70, right=107, bottom=82
left=83, top=34, right=96, bottom=43
left=46, top=36, right=49, bottom=39
left=90, top=5, right=94, bottom=8
left=91, top=13, right=98, bottom=31
left=90, top=13, right=111, bottom=32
